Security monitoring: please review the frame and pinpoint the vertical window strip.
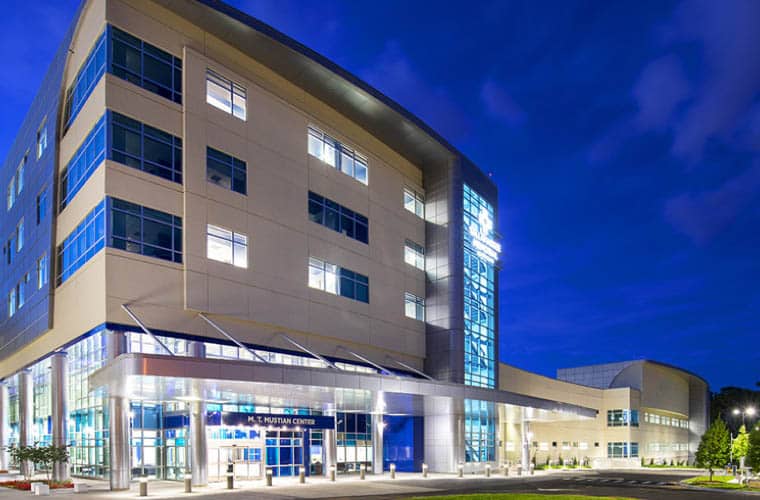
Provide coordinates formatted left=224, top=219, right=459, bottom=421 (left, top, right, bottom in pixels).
left=59, top=115, right=107, bottom=211
left=64, top=32, right=107, bottom=131
left=56, top=200, right=106, bottom=285
left=307, top=126, right=368, bottom=185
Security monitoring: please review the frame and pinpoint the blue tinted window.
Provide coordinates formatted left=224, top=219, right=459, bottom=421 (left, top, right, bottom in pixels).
left=63, top=32, right=107, bottom=132
left=110, top=26, right=182, bottom=104
left=110, top=111, right=182, bottom=183
left=338, top=267, right=369, bottom=303
left=108, top=198, right=182, bottom=264
left=60, top=116, right=106, bottom=211
left=56, top=200, right=106, bottom=285
left=206, top=147, right=246, bottom=195
left=308, top=191, right=368, bottom=244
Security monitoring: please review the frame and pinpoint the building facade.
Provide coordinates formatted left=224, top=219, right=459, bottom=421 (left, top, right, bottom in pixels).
left=499, top=361, right=710, bottom=468
left=0, top=0, right=706, bottom=490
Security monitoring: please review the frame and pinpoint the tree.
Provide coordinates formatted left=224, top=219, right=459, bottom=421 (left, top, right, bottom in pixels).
left=732, top=425, right=750, bottom=468
left=696, top=418, right=730, bottom=481
left=747, top=428, right=760, bottom=470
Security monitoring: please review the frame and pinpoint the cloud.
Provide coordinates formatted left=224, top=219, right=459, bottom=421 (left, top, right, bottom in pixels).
left=664, top=161, right=760, bottom=244
left=359, top=41, right=471, bottom=143
left=480, top=79, right=525, bottom=126
left=667, top=0, right=760, bottom=161
left=632, top=55, right=691, bottom=132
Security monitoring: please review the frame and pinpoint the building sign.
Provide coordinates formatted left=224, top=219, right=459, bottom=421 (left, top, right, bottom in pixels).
left=467, top=207, right=501, bottom=264
left=217, top=412, right=335, bottom=430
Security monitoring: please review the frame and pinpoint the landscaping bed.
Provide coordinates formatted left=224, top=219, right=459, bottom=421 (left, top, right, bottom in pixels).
left=0, top=479, right=74, bottom=491
left=683, top=475, right=760, bottom=492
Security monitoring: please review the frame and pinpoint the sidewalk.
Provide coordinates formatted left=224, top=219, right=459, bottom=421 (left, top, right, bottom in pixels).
left=0, top=469, right=571, bottom=499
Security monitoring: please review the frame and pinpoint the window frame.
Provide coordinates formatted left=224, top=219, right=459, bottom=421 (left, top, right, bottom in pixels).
left=403, top=188, right=425, bottom=218
left=108, top=198, right=183, bottom=265
left=307, top=126, right=368, bottom=185
left=307, top=191, right=368, bottom=244
left=206, top=69, right=247, bottom=120
left=36, top=122, right=48, bottom=160
left=404, top=292, right=425, bottom=321
left=404, top=239, right=425, bottom=270
left=206, top=224, right=248, bottom=269
left=206, top=146, right=247, bottom=195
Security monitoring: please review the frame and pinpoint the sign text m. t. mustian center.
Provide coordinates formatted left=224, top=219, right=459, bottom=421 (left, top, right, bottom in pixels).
left=214, top=411, right=336, bottom=429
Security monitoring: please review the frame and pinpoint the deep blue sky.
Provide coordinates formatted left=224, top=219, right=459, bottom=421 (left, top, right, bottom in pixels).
left=1, top=1, right=758, bottom=390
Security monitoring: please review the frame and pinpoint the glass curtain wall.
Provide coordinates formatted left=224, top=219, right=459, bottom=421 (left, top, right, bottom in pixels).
left=68, top=331, right=108, bottom=477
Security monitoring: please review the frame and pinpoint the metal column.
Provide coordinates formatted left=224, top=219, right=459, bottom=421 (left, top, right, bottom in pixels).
left=51, top=352, right=69, bottom=481
left=0, top=382, right=8, bottom=471
left=521, top=417, right=530, bottom=471
left=18, top=370, right=33, bottom=478
left=108, top=331, right=130, bottom=490
left=423, top=396, right=464, bottom=473
left=188, top=342, right=207, bottom=487
left=372, top=392, right=384, bottom=474
left=323, top=428, right=337, bottom=477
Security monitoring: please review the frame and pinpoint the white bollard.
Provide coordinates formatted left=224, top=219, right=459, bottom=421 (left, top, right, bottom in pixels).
left=390, top=463, right=396, bottom=479
left=139, top=477, right=149, bottom=497
left=458, top=463, right=464, bottom=478
left=266, top=468, right=273, bottom=487
left=360, top=464, right=366, bottom=480
left=485, top=464, right=491, bottom=477
left=422, top=463, right=428, bottom=478
left=329, top=465, right=336, bottom=482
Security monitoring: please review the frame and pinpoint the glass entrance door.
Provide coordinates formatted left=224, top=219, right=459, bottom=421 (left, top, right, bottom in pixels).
left=265, top=430, right=304, bottom=477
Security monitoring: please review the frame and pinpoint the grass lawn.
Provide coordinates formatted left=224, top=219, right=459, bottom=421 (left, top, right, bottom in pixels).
left=683, top=475, right=760, bottom=491
left=408, top=495, right=635, bottom=500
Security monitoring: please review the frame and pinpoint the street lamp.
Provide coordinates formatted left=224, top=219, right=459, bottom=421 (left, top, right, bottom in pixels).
left=733, top=407, right=757, bottom=427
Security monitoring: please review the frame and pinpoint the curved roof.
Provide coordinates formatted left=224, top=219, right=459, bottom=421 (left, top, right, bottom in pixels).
left=155, top=0, right=486, bottom=176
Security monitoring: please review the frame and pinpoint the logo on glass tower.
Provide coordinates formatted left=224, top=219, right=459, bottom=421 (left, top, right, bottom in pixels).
left=468, top=208, right=501, bottom=264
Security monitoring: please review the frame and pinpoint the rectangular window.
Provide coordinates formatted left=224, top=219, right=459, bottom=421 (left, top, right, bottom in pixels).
left=7, top=177, right=15, bottom=210
left=56, top=200, right=106, bottom=285
left=8, top=288, right=16, bottom=317
left=63, top=32, right=106, bottom=131
left=16, top=155, right=26, bottom=197
left=206, top=69, right=247, bottom=120
left=37, top=253, right=49, bottom=289
left=206, top=147, right=247, bottom=195
left=110, top=111, right=183, bottom=183
left=607, top=442, right=629, bottom=459
left=308, top=191, right=368, bottom=244
left=6, top=235, right=15, bottom=265
left=307, top=126, right=368, bottom=185
left=404, top=188, right=424, bottom=218
left=18, top=273, right=29, bottom=309
left=15, top=219, right=24, bottom=253
left=404, top=292, right=425, bottom=321
left=308, top=257, right=367, bottom=303
left=108, top=198, right=183, bottom=264
left=36, top=188, right=49, bottom=225
left=206, top=224, right=248, bottom=268
left=36, top=124, right=48, bottom=159
left=404, top=240, right=425, bottom=270
left=110, top=26, right=182, bottom=105
left=339, top=268, right=369, bottom=302
left=59, top=116, right=106, bottom=211
left=308, top=257, right=338, bottom=295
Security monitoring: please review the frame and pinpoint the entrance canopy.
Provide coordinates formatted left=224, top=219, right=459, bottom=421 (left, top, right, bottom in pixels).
left=90, top=353, right=597, bottom=421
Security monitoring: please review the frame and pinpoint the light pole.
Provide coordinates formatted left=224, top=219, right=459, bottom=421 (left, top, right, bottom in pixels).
left=733, top=407, right=757, bottom=428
